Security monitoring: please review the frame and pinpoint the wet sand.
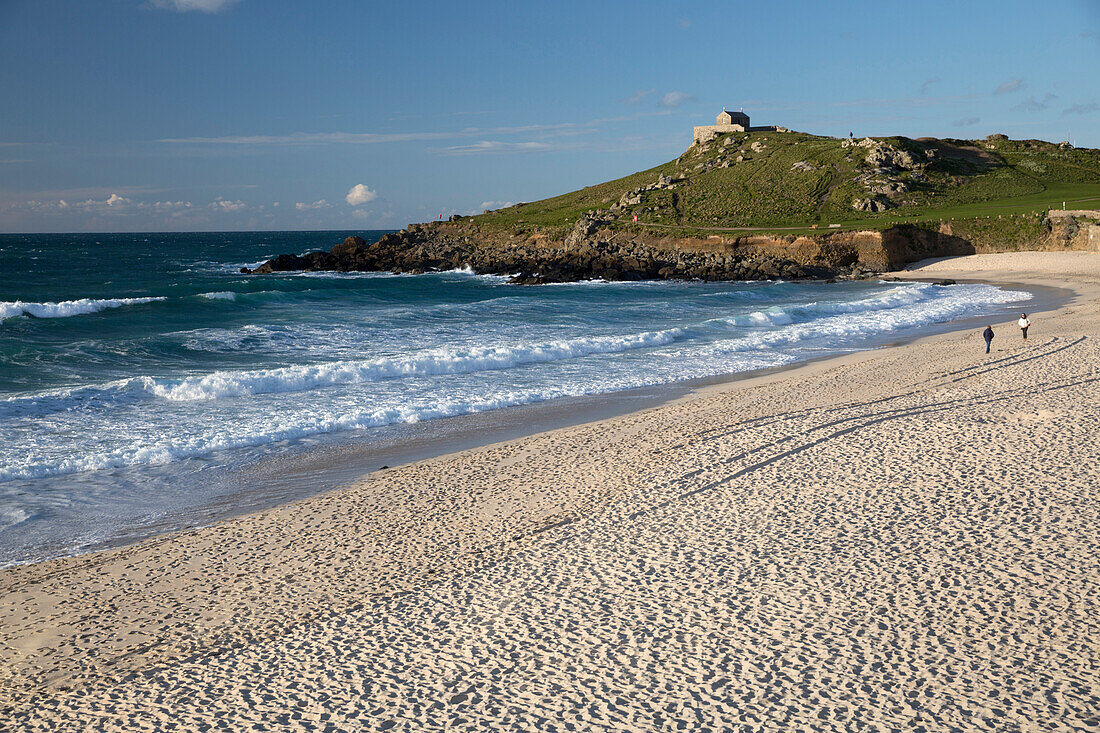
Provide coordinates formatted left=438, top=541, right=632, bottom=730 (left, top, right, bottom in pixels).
left=2, top=251, right=1099, bottom=731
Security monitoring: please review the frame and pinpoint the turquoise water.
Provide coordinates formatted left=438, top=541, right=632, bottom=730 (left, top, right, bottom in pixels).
left=0, top=231, right=1030, bottom=564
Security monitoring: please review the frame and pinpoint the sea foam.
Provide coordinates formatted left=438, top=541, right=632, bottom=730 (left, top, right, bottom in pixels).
left=0, top=280, right=1030, bottom=484
left=0, top=296, right=165, bottom=320
left=2, top=327, right=688, bottom=416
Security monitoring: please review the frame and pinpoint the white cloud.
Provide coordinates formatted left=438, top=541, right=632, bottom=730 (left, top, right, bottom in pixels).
left=658, top=91, right=696, bottom=109
left=161, top=131, right=458, bottom=145
left=1063, top=102, right=1098, bottom=116
left=345, top=184, right=378, bottom=206
left=477, top=201, right=515, bottom=212
left=952, top=116, right=981, bottom=127
left=442, top=141, right=550, bottom=156
left=1012, top=93, right=1057, bottom=113
left=621, top=89, right=655, bottom=105
left=150, top=0, right=241, bottom=12
left=919, top=77, right=940, bottom=94
left=33, top=194, right=134, bottom=214
left=4, top=185, right=155, bottom=200
left=994, top=78, right=1024, bottom=95
left=210, top=198, right=246, bottom=212
left=157, top=116, right=667, bottom=147
left=2, top=195, right=208, bottom=222
left=295, top=199, right=332, bottom=211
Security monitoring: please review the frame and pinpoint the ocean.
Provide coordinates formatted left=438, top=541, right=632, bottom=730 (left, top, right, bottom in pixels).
left=0, top=231, right=1031, bottom=565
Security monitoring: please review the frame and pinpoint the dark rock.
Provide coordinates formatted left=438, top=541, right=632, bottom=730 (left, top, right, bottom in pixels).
left=933, top=279, right=957, bottom=286
left=305, top=251, right=337, bottom=269
left=756, top=261, right=781, bottom=279
left=246, top=226, right=850, bottom=285
left=565, top=216, right=606, bottom=248
left=251, top=253, right=310, bottom=274
left=331, top=236, right=366, bottom=259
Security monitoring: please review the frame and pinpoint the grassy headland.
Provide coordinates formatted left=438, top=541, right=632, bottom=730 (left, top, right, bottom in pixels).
left=466, top=132, right=1100, bottom=245
left=250, top=131, right=1099, bottom=282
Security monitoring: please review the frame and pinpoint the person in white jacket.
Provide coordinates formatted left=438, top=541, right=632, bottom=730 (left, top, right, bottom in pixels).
left=1018, top=313, right=1031, bottom=340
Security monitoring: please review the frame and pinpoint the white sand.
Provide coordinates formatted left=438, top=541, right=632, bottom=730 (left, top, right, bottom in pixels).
left=902, top=250, right=1100, bottom=283
left=2, top=252, right=1099, bottom=731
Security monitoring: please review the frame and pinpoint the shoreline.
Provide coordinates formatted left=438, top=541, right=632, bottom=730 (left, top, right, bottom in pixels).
left=3, top=251, right=1099, bottom=728
left=0, top=276, right=1063, bottom=569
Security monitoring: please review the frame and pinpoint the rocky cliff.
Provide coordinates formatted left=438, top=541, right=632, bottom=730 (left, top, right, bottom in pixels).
left=245, top=209, right=1096, bottom=284
left=246, top=220, right=852, bottom=283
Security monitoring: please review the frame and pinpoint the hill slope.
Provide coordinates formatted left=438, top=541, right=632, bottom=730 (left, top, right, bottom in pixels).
left=471, top=132, right=1100, bottom=238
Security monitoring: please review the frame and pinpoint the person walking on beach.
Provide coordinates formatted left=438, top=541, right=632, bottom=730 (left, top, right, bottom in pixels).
left=1019, top=313, right=1031, bottom=340
left=983, top=325, right=994, bottom=353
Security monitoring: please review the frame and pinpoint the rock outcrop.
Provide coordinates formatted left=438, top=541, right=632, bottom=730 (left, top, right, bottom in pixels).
left=1045, top=211, right=1100, bottom=251
left=244, top=215, right=996, bottom=284
left=852, top=197, right=891, bottom=213
left=242, top=209, right=1100, bottom=286
left=843, top=137, right=925, bottom=171
left=246, top=227, right=847, bottom=284
left=863, top=143, right=921, bottom=171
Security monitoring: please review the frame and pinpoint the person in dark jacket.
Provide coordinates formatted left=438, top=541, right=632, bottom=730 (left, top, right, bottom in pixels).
left=983, top=325, right=994, bottom=353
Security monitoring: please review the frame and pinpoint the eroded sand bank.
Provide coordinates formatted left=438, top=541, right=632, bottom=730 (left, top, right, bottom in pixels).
left=2, top=252, right=1099, bottom=731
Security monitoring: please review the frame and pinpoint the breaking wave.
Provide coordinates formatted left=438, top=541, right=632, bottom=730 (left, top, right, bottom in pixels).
left=1, top=327, right=688, bottom=418
left=0, top=296, right=166, bottom=321
left=0, top=278, right=1031, bottom=484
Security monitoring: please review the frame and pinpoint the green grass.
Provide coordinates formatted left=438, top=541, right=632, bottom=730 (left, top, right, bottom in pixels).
left=461, top=131, right=1100, bottom=237
left=469, top=162, right=678, bottom=238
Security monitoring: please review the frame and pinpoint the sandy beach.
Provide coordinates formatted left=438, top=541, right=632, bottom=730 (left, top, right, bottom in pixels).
left=2, top=251, right=1099, bottom=731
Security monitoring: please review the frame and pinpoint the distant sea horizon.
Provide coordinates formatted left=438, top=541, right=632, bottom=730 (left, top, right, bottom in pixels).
left=0, top=228, right=400, bottom=236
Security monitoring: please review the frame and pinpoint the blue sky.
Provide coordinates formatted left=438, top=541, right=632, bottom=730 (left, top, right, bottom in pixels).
left=2, top=0, right=1098, bottom=233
